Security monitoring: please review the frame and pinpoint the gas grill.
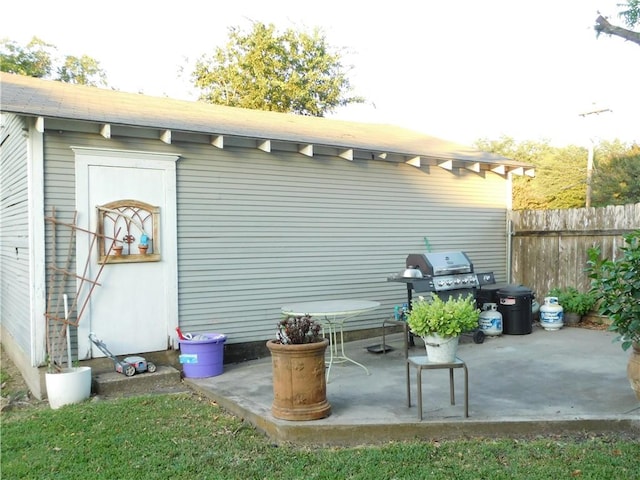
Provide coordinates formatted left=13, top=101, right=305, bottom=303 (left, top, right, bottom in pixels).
left=388, top=251, right=496, bottom=303
left=386, top=250, right=496, bottom=346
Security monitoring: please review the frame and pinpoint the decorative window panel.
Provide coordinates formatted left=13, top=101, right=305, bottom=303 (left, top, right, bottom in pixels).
left=97, top=200, right=160, bottom=264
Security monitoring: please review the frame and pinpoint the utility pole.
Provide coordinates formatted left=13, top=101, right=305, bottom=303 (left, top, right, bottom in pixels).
left=579, top=107, right=611, bottom=208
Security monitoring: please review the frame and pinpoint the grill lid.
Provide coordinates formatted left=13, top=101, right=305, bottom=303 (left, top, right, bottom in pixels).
left=406, top=251, right=473, bottom=277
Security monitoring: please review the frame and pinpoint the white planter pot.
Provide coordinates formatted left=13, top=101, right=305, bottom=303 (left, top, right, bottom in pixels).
left=423, top=334, right=459, bottom=363
left=45, top=366, right=92, bottom=409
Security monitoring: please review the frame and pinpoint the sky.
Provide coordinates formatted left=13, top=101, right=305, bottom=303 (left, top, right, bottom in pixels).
left=2, top=0, right=638, bottom=147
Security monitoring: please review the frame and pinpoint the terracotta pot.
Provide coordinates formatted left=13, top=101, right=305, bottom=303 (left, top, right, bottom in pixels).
left=628, top=342, right=640, bottom=401
left=112, top=246, right=123, bottom=256
left=138, top=245, right=148, bottom=254
left=266, top=338, right=331, bottom=421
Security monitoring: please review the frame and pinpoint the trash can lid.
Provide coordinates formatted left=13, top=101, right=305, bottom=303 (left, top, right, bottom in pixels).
left=497, top=284, right=533, bottom=296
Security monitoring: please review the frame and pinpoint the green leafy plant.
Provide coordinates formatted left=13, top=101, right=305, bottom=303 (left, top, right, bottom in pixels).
left=406, top=294, right=480, bottom=338
left=275, top=315, right=323, bottom=344
left=587, top=230, right=640, bottom=351
left=548, top=286, right=596, bottom=316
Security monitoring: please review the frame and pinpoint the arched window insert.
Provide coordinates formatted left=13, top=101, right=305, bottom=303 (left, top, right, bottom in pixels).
left=97, top=200, right=160, bottom=264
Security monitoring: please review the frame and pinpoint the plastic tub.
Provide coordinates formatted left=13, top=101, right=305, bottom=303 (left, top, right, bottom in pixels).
left=179, top=333, right=227, bottom=378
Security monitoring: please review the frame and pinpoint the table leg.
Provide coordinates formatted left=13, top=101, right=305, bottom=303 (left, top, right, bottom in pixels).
left=417, top=367, right=423, bottom=421
left=406, top=359, right=411, bottom=407
left=338, top=320, right=369, bottom=375
left=322, top=323, right=335, bottom=383
left=449, top=368, right=455, bottom=405
left=322, top=319, right=370, bottom=379
left=463, top=363, right=469, bottom=418
left=322, top=320, right=370, bottom=382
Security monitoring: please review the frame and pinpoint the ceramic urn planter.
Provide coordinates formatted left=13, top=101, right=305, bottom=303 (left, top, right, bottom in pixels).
left=266, top=338, right=331, bottom=421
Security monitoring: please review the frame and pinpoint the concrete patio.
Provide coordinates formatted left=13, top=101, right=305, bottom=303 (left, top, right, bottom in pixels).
left=185, top=325, right=640, bottom=446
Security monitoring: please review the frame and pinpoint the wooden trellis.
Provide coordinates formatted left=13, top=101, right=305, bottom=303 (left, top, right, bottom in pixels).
left=44, top=207, right=117, bottom=371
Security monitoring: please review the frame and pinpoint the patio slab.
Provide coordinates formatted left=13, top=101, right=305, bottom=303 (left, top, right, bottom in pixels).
left=185, top=325, right=640, bottom=446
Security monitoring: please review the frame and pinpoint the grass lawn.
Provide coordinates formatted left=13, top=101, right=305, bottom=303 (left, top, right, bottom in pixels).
left=1, top=392, right=638, bottom=480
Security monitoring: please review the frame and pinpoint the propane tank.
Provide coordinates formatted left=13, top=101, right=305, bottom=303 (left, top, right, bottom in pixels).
left=539, top=296, right=564, bottom=331
left=478, top=303, right=503, bottom=336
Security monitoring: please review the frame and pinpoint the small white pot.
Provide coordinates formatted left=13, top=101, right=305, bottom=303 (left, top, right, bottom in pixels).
left=45, top=366, right=92, bottom=409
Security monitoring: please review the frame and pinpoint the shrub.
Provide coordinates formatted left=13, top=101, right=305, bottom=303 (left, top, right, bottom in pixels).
left=406, top=294, right=480, bottom=338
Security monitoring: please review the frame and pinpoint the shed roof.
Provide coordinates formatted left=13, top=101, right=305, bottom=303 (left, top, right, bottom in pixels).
left=0, top=72, right=532, bottom=173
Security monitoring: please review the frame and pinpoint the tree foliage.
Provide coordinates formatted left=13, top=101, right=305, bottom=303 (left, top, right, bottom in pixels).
left=475, top=137, right=588, bottom=210
left=595, top=0, right=640, bottom=47
left=191, top=22, right=364, bottom=116
left=0, top=36, right=107, bottom=86
left=0, top=37, right=53, bottom=77
left=591, top=143, right=640, bottom=206
left=474, top=137, right=639, bottom=210
left=57, top=54, right=107, bottom=86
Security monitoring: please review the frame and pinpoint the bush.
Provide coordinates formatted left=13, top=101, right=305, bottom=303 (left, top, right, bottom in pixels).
left=406, top=294, right=480, bottom=338
left=587, top=230, right=640, bottom=351
left=548, top=287, right=596, bottom=316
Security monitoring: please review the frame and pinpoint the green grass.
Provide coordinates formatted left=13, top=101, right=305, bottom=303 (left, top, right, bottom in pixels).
left=1, top=393, right=638, bottom=480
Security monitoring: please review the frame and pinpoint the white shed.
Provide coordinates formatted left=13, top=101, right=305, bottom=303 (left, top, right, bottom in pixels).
left=0, top=72, right=532, bottom=398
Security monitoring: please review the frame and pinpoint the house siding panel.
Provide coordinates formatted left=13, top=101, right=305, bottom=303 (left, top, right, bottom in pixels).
left=175, top=143, right=508, bottom=344
left=0, top=113, right=31, bottom=352
left=36, top=130, right=508, bottom=349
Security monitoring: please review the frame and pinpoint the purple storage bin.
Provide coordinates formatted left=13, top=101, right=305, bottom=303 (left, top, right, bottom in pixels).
left=179, top=333, right=227, bottom=378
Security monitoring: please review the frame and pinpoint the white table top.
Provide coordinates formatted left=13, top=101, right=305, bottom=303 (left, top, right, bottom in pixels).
left=281, top=299, right=380, bottom=317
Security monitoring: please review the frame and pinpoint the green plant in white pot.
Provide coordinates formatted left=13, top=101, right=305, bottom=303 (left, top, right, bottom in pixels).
left=406, top=293, right=480, bottom=363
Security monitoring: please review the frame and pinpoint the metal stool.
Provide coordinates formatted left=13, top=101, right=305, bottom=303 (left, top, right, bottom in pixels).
left=407, top=355, right=469, bottom=420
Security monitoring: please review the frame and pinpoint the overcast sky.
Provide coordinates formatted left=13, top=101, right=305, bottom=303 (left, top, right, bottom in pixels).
left=3, top=0, right=638, bottom=147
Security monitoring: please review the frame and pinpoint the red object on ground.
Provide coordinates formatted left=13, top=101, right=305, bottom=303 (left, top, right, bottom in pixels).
left=176, top=327, right=186, bottom=340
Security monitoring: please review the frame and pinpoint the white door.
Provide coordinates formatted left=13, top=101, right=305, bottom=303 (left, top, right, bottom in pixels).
left=74, top=148, right=179, bottom=358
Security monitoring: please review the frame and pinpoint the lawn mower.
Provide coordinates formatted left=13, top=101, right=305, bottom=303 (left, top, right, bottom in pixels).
left=88, top=333, right=157, bottom=377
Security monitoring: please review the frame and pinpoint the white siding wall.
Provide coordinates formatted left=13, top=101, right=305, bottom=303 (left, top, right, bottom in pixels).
left=41, top=131, right=509, bottom=348
left=0, top=114, right=31, bottom=352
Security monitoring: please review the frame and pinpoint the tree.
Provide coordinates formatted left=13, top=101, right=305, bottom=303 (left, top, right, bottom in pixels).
left=1, top=36, right=108, bottom=86
left=0, top=37, right=54, bottom=77
left=475, top=137, right=589, bottom=210
left=595, top=0, right=640, bottom=47
left=191, top=22, right=364, bottom=116
left=476, top=137, right=640, bottom=210
left=57, top=55, right=107, bottom=87
left=591, top=142, right=640, bottom=206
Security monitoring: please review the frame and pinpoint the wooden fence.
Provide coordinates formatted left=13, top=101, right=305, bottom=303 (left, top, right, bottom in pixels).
left=509, top=203, right=640, bottom=299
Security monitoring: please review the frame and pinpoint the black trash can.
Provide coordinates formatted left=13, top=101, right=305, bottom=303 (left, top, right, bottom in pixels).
left=497, top=285, right=534, bottom=335
left=476, top=283, right=510, bottom=308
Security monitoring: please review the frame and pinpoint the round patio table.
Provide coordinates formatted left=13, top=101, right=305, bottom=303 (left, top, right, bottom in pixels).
left=281, top=299, right=380, bottom=382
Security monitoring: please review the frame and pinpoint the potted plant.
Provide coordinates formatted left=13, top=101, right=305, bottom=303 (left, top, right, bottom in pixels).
left=266, top=315, right=331, bottom=420
left=587, top=230, right=640, bottom=400
left=548, top=287, right=596, bottom=325
left=138, top=233, right=149, bottom=254
left=112, top=240, right=124, bottom=256
left=406, top=293, right=480, bottom=363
